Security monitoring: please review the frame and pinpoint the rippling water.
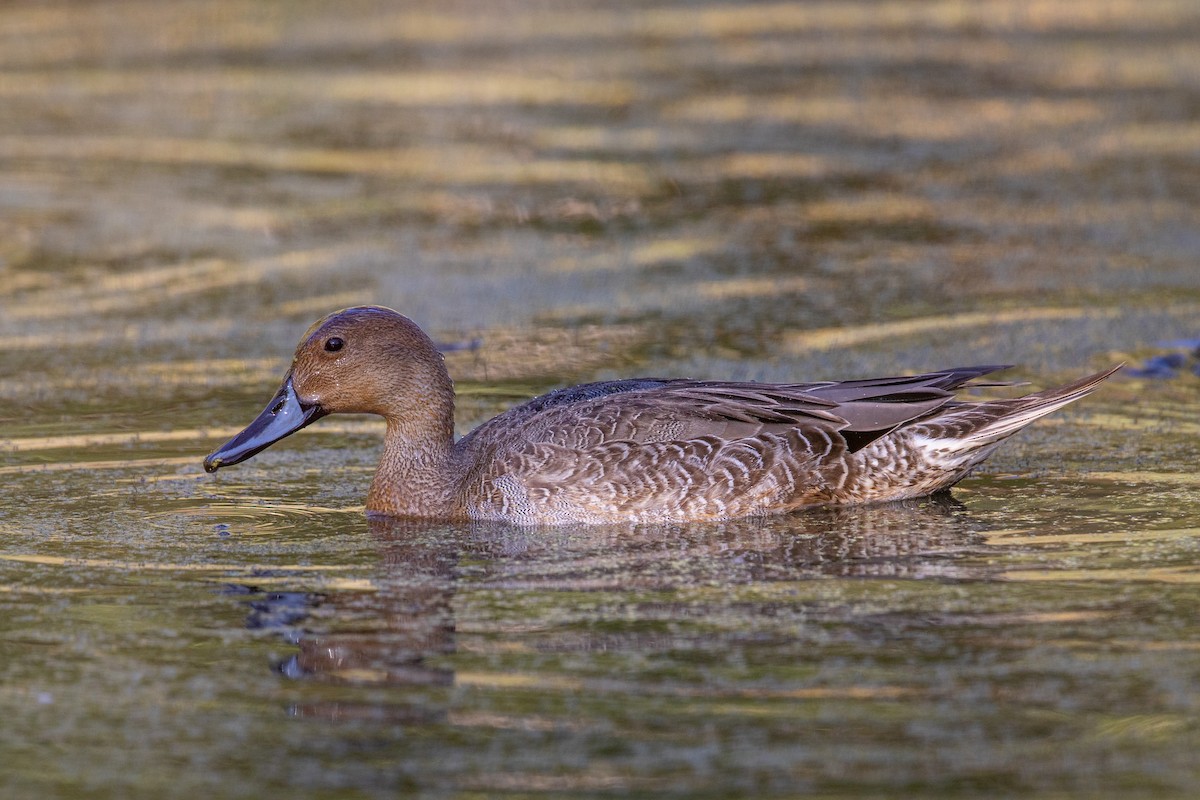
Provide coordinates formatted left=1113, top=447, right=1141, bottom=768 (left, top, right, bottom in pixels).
left=3, top=1, right=1200, bottom=797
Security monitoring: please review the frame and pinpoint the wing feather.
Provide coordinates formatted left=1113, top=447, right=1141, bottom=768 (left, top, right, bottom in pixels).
left=460, top=366, right=1011, bottom=458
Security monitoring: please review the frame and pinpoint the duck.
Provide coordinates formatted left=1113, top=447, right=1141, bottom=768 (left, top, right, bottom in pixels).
left=203, top=306, right=1120, bottom=525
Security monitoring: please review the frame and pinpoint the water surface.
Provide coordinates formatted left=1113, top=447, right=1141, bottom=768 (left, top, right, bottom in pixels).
left=3, top=1, right=1200, bottom=797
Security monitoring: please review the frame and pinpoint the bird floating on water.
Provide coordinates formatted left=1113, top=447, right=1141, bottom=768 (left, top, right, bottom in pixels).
left=204, top=306, right=1119, bottom=525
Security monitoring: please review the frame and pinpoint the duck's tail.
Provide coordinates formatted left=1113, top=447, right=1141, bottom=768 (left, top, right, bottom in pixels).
left=951, top=364, right=1121, bottom=448
left=910, top=364, right=1121, bottom=481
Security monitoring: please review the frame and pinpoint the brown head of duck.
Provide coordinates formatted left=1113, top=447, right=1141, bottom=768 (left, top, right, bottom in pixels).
left=204, top=306, right=461, bottom=518
left=205, top=306, right=1120, bottom=526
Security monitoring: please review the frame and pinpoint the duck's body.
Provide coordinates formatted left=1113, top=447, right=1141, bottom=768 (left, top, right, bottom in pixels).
left=204, top=306, right=1119, bottom=526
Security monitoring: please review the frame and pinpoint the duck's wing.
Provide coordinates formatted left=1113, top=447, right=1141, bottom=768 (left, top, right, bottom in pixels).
left=461, top=365, right=1012, bottom=455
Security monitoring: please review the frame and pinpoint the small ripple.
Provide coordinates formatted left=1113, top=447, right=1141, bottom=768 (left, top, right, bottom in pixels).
left=144, top=502, right=356, bottom=534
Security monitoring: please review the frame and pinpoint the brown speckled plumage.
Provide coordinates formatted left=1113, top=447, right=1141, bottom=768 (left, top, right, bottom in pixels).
left=204, top=306, right=1120, bottom=525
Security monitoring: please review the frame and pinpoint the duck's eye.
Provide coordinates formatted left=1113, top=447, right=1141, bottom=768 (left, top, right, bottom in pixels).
left=324, top=337, right=344, bottom=353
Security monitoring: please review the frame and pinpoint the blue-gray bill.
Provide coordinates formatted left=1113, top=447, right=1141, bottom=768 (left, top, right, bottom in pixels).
left=203, top=377, right=325, bottom=472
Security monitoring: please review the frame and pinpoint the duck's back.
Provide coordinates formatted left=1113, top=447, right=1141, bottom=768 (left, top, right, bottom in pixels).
left=452, top=367, right=1011, bottom=524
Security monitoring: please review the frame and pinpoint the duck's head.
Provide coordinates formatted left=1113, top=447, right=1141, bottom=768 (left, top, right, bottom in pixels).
left=203, top=306, right=451, bottom=473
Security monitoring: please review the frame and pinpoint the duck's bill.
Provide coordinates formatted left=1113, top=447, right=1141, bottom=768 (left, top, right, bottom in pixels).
left=204, top=377, right=326, bottom=472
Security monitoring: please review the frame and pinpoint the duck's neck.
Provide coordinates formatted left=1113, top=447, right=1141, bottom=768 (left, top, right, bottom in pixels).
left=365, top=393, right=464, bottom=520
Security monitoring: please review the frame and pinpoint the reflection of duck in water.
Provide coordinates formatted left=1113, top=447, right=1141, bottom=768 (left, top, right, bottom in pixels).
left=205, top=306, right=1119, bottom=525
left=275, top=520, right=459, bottom=693
left=257, top=501, right=989, bottom=703
left=472, top=494, right=989, bottom=585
